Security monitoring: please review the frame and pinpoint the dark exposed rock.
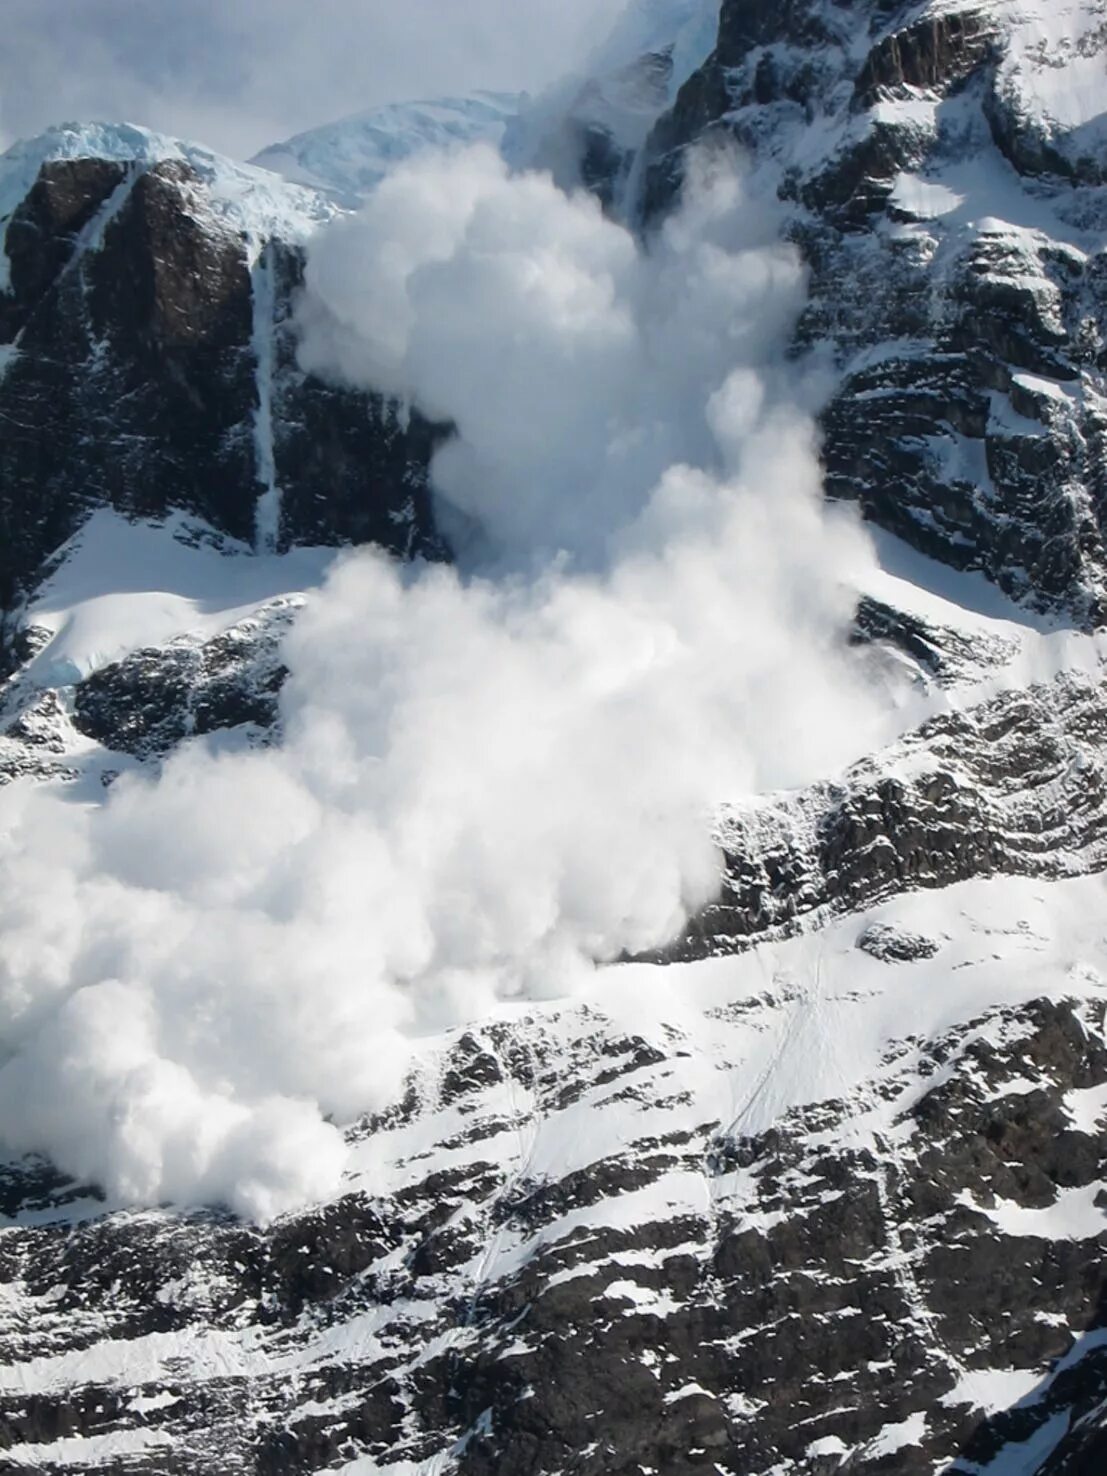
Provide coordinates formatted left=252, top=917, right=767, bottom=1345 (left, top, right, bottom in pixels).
left=68, top=606, right=293, bottom=758
left=0, top=158, right=257, bottom=604
left=853, top=11, right=999, bottom=106
left=0, top=154, right=444, bottom=611
left=0, top=157, right=126, bottom=336
left=668, top=671, right=1107, bottom=961
left=638, top=0, right=1107, bottom=623
left=263, top=240, right=449, bottom=558
left=853, top=592, right=1018, bottom=685
left=4, top=992, right=1107, bottom=1474
left=857, top=921, right=943, bottom=962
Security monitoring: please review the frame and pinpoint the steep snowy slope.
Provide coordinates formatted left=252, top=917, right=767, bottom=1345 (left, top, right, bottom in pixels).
left=991, top=0, right=1107, bottom=179
left=252, top=94, right=521, bottom=207
left=4, top=869, right=1107, bottom=1474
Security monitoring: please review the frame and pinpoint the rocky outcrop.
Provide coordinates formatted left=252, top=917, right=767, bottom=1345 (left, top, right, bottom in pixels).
left=640, top=0, right=1107, bottom=625
left=672, top=670, right=1107, bottom=959
left=263, top=241, right=447, bottom=556
left=0, top=150, right=443, bottom=615
left=0, top=157, right=125, bottom=336
left=3, top=975, right=1107, bottom=1474
left=853, top=10, right=999, bottom=105
left=69, top=605, right=294, bottom=760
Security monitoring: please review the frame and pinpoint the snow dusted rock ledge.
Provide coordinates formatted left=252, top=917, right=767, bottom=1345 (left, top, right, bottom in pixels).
left=3, top=878, right=1107, bottom=1473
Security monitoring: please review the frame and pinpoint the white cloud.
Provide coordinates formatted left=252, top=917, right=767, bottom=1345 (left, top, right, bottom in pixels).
left=0, top=147, right=889, bottom=1221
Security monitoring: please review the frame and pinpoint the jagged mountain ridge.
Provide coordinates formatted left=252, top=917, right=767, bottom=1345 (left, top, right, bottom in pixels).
left=1, top=1, right=1107, bottom=1473
left=5, top=880, right=1107, bottom=1475
left=642, top=0, right=1107, bottom=624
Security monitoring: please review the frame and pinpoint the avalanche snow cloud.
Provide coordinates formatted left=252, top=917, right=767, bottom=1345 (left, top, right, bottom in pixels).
left=0, top=148, right=887, bottom=1221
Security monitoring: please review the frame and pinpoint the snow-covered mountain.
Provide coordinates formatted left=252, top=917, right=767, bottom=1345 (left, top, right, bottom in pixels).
left=2, top=2, right=1107, bottom=1474
left=644, top=0, right=1107, bottom=621
left=0, top=119, right=445, bottom=637
left=501, top=0, right=721, bottom=208
left=245, top=3, right=722, bottom=217
left=251, top=94, right=521, bottom=208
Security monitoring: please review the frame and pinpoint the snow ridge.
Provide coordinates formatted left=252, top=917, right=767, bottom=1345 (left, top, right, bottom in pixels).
left=251, top=93, right=521, bottom=207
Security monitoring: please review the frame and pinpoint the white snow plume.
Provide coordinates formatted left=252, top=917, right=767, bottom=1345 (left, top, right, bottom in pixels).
left=299, top=145, right=818, bottom=565
left=0, top=147, right=887, bottom=1222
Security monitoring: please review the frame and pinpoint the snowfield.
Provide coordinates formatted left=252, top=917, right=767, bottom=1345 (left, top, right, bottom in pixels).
left=19, top=511, right=333, bottom=687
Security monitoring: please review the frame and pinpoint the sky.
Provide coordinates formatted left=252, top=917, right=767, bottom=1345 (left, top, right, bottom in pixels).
left=0, top=0, right=626, bottom=159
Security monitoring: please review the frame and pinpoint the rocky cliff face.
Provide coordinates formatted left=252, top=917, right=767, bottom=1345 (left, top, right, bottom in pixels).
left=676, top=666, right=1107, bottom=960
left=642, top=0, right=1107, bottom=626
left=0, top=130, right=444, bottom=641
left=2, top=5, right=1107, bottom=1476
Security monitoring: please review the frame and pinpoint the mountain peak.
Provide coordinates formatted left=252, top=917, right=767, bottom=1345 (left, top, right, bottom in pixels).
left=250, top=92, right=521, bottom=207
left=0, top=119, right=337, bottom=268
